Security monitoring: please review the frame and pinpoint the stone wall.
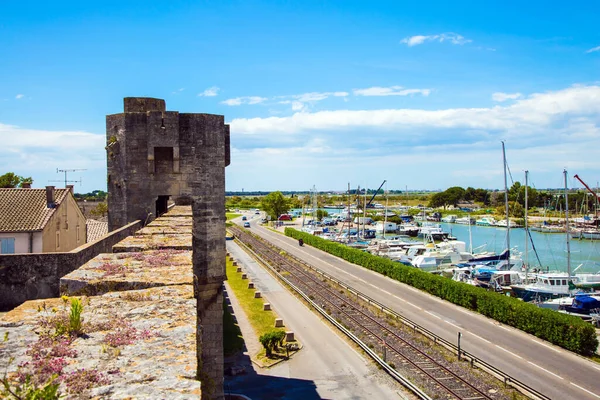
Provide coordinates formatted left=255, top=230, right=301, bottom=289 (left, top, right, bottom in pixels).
left=0, top=220, right=141, bottom=311
left=106, top=98, right=231, bottom=231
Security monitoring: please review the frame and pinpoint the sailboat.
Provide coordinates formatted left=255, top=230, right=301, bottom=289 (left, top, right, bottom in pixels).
left=510, top=170, right=577, bottom=302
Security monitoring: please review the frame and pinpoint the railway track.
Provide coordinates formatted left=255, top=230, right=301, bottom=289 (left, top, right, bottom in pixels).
left=229, top=226, right=512, bottom=400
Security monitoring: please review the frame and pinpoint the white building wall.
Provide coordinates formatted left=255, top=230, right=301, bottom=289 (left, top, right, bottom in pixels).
left=0, top=232, right=43, bottom=253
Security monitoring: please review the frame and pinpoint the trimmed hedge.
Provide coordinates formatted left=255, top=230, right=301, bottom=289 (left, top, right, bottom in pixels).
left=285, top=228, right=598, bottom=355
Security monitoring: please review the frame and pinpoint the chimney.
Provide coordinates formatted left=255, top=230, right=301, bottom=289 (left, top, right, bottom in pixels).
left=21, top=182, right=31, bottom=189
left=46, top=186, right=56, bottom=208
left=66, top=185, right=74, bottom=194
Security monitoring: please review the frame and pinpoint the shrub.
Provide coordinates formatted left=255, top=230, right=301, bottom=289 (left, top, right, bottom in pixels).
left=259, top=330, right=286, bottom=357
left=284, top=228, right=599, bottom=355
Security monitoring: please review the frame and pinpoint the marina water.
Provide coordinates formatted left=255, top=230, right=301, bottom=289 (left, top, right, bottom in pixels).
left=293, top=208, right=600, bottom=273
left=440, top=222, right=600, bottom=274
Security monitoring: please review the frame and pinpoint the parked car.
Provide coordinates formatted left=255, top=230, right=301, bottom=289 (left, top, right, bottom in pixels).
left=278, top=214, right=293, bottom=221
left=243, top=222, right=250, bottom=228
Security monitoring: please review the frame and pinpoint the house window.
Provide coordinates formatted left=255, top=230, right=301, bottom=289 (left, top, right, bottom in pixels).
left=76, top=224, right=80, bottom=243
left=56, top=231, right=60, bottom=250
left=0, top=238, right=15, bottom=254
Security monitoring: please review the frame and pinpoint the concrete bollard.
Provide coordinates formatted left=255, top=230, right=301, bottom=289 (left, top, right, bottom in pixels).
left=248, top=282, right=254, bottom=289
left=254, top=291, right=261, bottom=298
left=232, top=261, right=238, bottom=266
left=236, top=266, right=242, bottom=273
left=241, top=273, right=247, bottom=280
left=285, top=331, right=295, bottom=342
left=229, top=256, right=234, bottom=262
left=263, top=303, right=271, bottom=311
left=227, top=305, right=234, bottom=313
left=275, top=318, right=284, bottom=328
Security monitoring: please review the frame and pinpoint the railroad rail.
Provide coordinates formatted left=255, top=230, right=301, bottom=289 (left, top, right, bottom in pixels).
left=229, top=226, right=547, bottom=400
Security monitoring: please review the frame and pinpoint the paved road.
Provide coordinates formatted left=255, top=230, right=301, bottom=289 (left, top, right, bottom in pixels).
left=239, top=215, right=600, bottom=400
left=225, top=238, right=408, bottom=400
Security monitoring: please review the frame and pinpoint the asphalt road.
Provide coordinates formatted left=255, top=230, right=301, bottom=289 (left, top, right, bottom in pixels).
left=239, top=214, right=600, bottom=400
left=225, top=238, right=408, bottom=400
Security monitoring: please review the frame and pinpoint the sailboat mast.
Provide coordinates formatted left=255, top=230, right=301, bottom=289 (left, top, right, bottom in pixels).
left=524, top=170, right=529, bottom=279
left=384, top=182, right=388, bottom=239
left=502, top=141, right=510, bottom=252
left=564, top=169, right=571, bottom=280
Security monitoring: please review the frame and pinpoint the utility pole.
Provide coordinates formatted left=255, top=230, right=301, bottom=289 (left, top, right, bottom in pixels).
left=51, top=168, right=87, bottom=188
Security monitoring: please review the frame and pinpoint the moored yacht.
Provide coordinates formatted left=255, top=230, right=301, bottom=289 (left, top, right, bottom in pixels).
left=454, top=216, right=475, bottom=225
left=510, top=272, right=577, bottom=302
left=476, top=217, right=497, bottom=226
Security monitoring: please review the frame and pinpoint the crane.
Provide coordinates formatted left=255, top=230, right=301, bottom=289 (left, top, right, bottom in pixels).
left=366, top=180, right=387, bottom=208
left=573, top=174, right=600, bottom=216
left=574, top=174, right=600, bottom=203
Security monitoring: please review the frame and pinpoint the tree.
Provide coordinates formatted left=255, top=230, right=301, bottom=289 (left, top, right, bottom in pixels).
left=316, top=209, right=328, bottom=221
left=260, top=192, right=291, bottom=220
left=0, top=172, right=32, bottom=188
left=428, top=192, right=448, bottom=209
left=90, top=202, right=108, bottom=218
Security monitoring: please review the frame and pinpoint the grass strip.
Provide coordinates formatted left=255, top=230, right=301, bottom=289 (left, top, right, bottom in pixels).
left=225, top=257, right=277, bottom=348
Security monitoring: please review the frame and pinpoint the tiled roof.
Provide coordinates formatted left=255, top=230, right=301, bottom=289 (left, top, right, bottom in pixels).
left=86, top=219, right=108, bottom=242
left=0, top=188, right=70, bottom=232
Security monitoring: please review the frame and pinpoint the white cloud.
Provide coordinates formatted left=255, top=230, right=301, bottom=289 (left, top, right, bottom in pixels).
left=492, top=92, right=523, bottom=102
left=291, top=101, right=305, bottom=111
left=586, top=46, right=600, bottom=54
left=400, top=33, right=472, bottom=47
left=353, top=86, right=431, bottom=97
left=0, top=123, right=104, bottom=150
left=15, top=94, right=24, bottom=99
left=227, top=83, right=600, bottom=190
left=276, top=91, right=349, bottom=111
left=229, top=85, right=600, bottom=136
left=172, top=88, right=185, bottom=94
left=0, top=123, right=106, bottom=192
left=221, top=96, right=267, bottom=106
left=198, top=86, right=220, bottom=97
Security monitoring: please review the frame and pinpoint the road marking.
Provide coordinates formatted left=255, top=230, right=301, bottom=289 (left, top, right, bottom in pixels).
left=570, top=382, right=600, bottom=399
left=257, top=228, right=572, bottom=374
left=527, top=361, right=563, bottom=379
left=446, top=321, right=461, bottom=330
left=425, top=311, right=442, bottom=320
left=594, top=365, right=600, bottom=372
left=534, top=340, right=561, bottom=353
left=495, top=345, right=523, bottom=359
left=470, top=333, right=491, bottom=344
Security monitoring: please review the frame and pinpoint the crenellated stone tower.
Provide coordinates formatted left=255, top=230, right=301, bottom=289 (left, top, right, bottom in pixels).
left=106, top=97, right=230, bottom=398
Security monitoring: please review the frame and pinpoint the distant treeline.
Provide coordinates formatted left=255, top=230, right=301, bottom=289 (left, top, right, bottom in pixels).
left=74, top=190, right=107, bottom=201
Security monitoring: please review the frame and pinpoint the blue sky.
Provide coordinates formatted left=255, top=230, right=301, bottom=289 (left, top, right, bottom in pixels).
left=2, top=1, right=600, bottom=193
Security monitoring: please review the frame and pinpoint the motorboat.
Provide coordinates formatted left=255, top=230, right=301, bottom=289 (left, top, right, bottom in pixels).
left=476, top=217, right=497, bottom=226
left=417, top=223, right=450, bottom=241
left=454, top=216, right=475, bottom=225
left=495, top=219, right=522, bottom=228
left=441, top=215, right=457, bottom=223
left=510, top=272, right=578, bottom=302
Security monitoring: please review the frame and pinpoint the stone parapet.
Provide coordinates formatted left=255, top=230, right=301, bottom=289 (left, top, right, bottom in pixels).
left=0, top=220, right=142, bottom=311
left=60, top=249, right=192, bottom=296
left=0, top=285, right=199, bottom=398
left=112, top=233, right=192, bottom=252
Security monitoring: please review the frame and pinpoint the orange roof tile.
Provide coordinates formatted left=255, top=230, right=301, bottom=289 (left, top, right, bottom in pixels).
left=0, top=188, right=70, bottom=232
left=86, top=219, right=108, bottom=242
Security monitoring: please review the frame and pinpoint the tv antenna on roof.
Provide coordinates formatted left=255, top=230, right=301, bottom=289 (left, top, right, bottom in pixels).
left=48, top=168, right=87, bottom=188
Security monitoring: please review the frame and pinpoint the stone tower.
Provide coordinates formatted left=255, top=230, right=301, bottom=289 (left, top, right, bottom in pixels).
left=106, top=97, right=230, bottom=398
